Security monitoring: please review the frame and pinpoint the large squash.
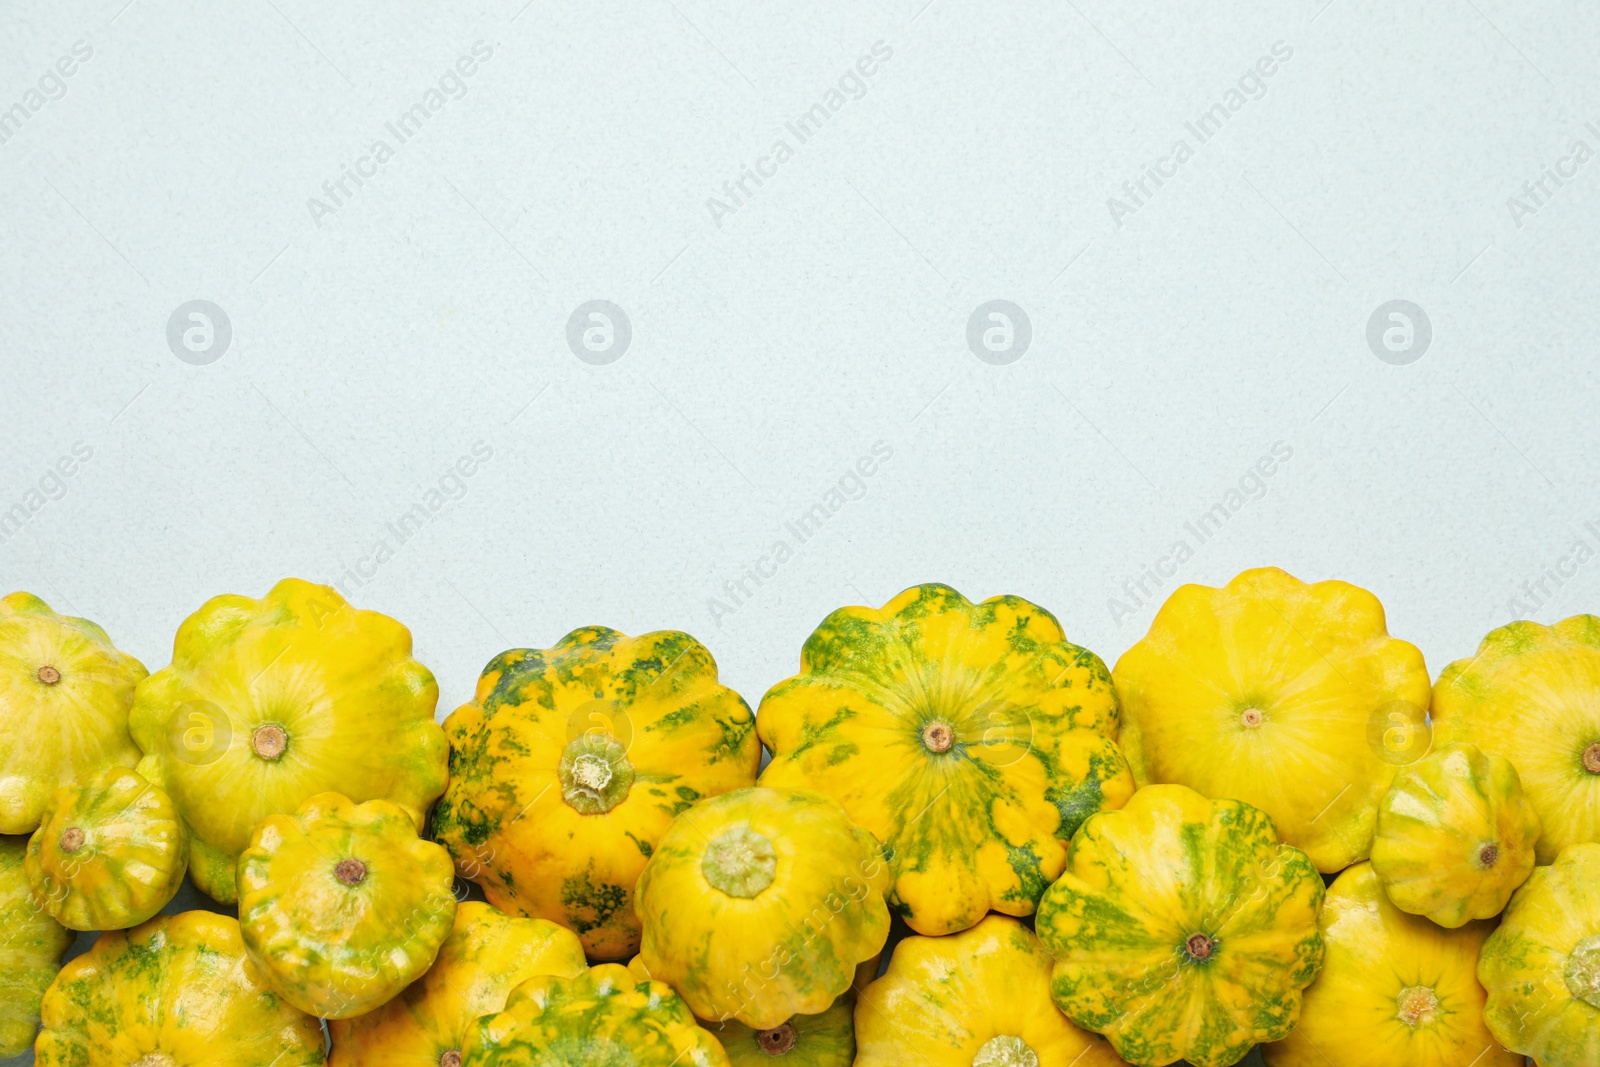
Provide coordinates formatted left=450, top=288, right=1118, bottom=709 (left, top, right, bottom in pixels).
left=1478, top=842, right=1600, bottom=1067
left=1036, top=783, right=1325, bottom=1067
left=0, top=591, right=147, bottom=834
left=0, top=835, right=72, bottom=1057
left=130, top=577, right=446, bottom=902
left=34, top=911, right=326, bottom=1065
left=1370, top=742, right=1540, bottom=927
left=1433, top=615, right=1600, bottom=862
left=238, top=791, right=458, bottom=1019
left=434, top=626, right=759, bottom=959
left=461, top=963, right=730, bottom=1066
left=25, top=767, right=187, bottom=930
left=1262, top=862, right=1520, bottom=1067
left=757, top=583, right=1134, bottom=935
left=330, top=901, right=587, bottom=1067
left=1113, top=567, right=1431, bottom=872
left=634, top=786, right=890, bottom=1030
left=854, top=914, right=1126, bottom=1067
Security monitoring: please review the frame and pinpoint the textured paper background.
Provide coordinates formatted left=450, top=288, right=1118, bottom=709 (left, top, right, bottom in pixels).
left=2, top=1, right=1594, bottom=1062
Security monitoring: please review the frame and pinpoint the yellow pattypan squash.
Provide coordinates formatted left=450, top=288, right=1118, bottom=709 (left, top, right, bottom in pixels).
left=757, top=583, right=1135, bottom=936
left=0, top=592, right=147, bottom=834
left=1478, top=842, right=1600, bottom=1067
left=628, top=953, right=869, bottom=1067
left=854, top=914, right=1127, bottom=1067
left=25, top=767, right=186, bottom=930
left=434, top=626, right=759, bottom=959
left=130, top=578, right=447, bottom=902
left=1113, top=567, right=1431, bottom=872
left=1263, top=862, right=1519, bottom=1067
left=34, top=910, right=326, bottom=1066
left=1433, top=614, right=1600, bottom=862
left=1, top=835, right=72, bottom=1057
left=1036, top=783, right=1325, bottom=1067
left=238, top=791, right=458, bottom=1019
left=462, top=963, right=730, bottom=1066
left=329, top=900, right=587, bottom=1067
left=634, top=786, right=891, bottom=1030
left=1370, top=742, right=1540, bottom=927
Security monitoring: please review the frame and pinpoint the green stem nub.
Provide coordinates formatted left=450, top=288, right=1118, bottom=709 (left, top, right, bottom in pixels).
left=36, top=665, right=61, bottom=686
left=1184, top=933, right=1215, bottom=960
left=922, top=721, right=954, bottom=753
left=335, top=859, right=367, bottom=886
left=1567, top=936, right=1600, bottom=1009
left=59, top=828, right=85, bottom=854
left=702, top=825, right=777, bottom=898
left=252, top=724, right=288, bottom=761
left=559, top=733, right=634, bottom=814
left=1584, top=743, right=1600, bottom=775
left=972, top=1035, right=1038, bottom=1067
left=440, top=1052, right=462, bottom=1067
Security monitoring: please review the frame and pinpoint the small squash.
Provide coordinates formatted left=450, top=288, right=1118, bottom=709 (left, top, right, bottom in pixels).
left=1478, top=841, right=1600, bottom=1067
left=0, top=835, right=72, bottom=1057
left=1370, top=742, right=1540, bottom=927
left=330, top=901, right=586, bottom=1067
left=1262, top=862, right=1520, bottom=1067
left=627, top=954, right=862, bottom=1067
left=1113, top=567, right=1431, bottom=872
left=0, top=592, right=147, bottom=834
left=434, top=626, right=759, bottom=959
left=634, top=786, right=891, bottom=1030
left=1036, top=783, right=1325, bottom=1067
left=461, top=963, right=730, bottom=1066
left=1433, top=615, right=1600, bottom=862
left=854, top=914, right=1127, bottom=1067
left=238, top=791, right=457, bottom=1019
left=25, top=767, right=187, bottom=930
left=130, top=578, right=446, bottom=902
left=34, top=910, right=326, bottom=1065
left=757, top=583, right=1135, bottom=936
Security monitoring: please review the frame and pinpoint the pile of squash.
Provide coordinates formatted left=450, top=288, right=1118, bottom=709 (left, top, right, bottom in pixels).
left=1, top=569, right=1597, bottom=1066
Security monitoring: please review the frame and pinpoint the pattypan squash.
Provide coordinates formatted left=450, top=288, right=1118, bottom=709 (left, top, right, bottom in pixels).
left=854, top=914, right=1127, bottom=1067
left=634, top=786, right=890, bottom=1030
left=0, top=835, right=72, bottom=1057
left=1113, top=567, right=1431, bottom=872
left=25, top=767, right=186, bottom=930
left=757, top=583, right=1134, bottom=936
left=0, top=591, right=147, bottom=834
left=434, top=626, right=759, bottom=959
left=237, top=791, right=457, bottom=1019
left=1370, top=742, right=1539, bottom=927
left=1036, top=783, right=1325, bottom=1067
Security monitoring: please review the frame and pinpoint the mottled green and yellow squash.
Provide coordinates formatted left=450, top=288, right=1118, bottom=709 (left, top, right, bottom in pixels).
left=1433, top=615, right=1600, bottom=863
left=238, top=791, right=457, bottom=1019
left=33, top=910, right=326, bottom=1066
left=757, top=583, right=1134, bottom=936
left=1370, top=742, right=1540, bottom=927
left=25, top=767, right=186, bottom=931
left=1263, top=862, right=1520, bottom=1067
left=0, top=835, right=72, bottom=1057
left=1478, top=842, right=1600, bottom=1067
left=855, top=914, right=1127, bottom=1066
left=330, top=901, right=587, bottom=1067
left=0, top=591, right=147, bottom=835
left=131, top=578, right=446, bottom=902
left=634, top=786, right=891, bottom=1030
left=434, top=626, right=759, bottom=959
left=1114, top=567, right=1432, bottom=872
left=1036, top=784, right=1325, bottom=1067
left=462, top=963, right=730, bottom=1066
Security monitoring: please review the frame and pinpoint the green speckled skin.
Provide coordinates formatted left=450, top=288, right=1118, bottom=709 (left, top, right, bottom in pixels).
left=462, top=963, right=729, bottom=1066
left=758, top=584, right=1135, bottom=937
left=0, top=835, right=72, bottom=1056
left=1037, top=785, right=1325, bottom=1067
